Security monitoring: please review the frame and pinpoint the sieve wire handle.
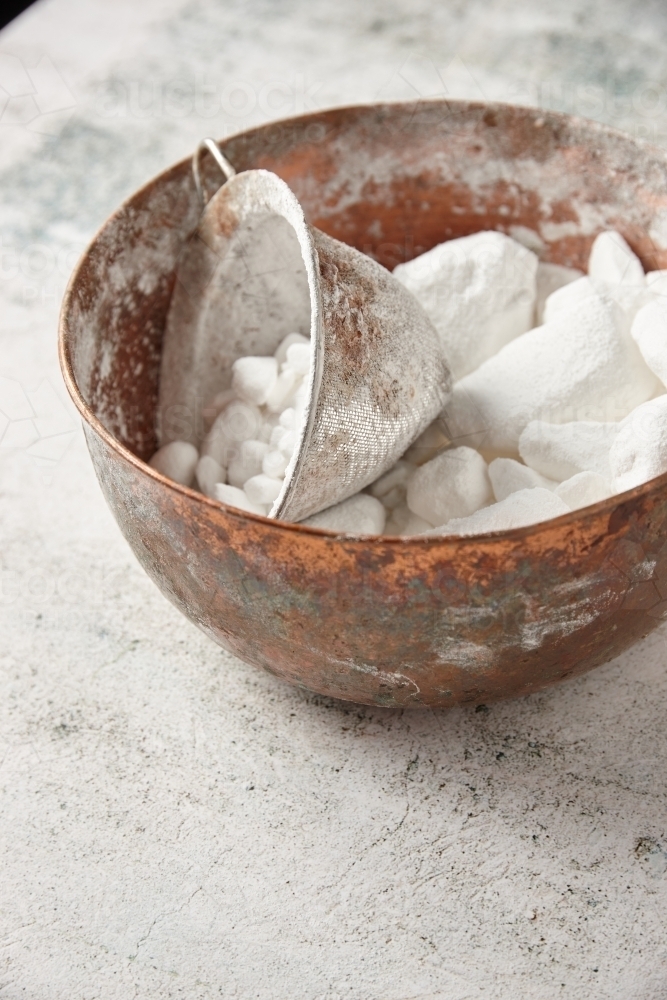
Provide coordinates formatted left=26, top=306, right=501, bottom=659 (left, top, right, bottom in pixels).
left=193, top=138, right=237, bottom=206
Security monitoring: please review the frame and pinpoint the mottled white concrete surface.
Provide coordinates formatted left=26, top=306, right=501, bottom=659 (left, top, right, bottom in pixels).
left=2, top=1, right=667, bottom=997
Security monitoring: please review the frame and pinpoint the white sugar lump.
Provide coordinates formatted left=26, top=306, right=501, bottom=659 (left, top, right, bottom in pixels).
left=203, top=401, right=262, bottom=465
left=244, top=474, right=284, bottom=506
left=231, top=356, right=278, bottom=406
left=215, top=483, right=267, bottom=516
left=265, top=368, right=300, bottom=413
left=370, top=461, right=412, bottom=497
left=585, top=231, right=650, bottom=324
left=588, top=230, right=645, bottom=288
left=301, top=494, right=386, bottom=535
left=262, top=449, right=288, bottom=479
left=369, top=461, right=413, bottom=511
left=554, top=471, right=612, bottom=510
left=227, top=439, right=270, bottom=489
left=384, top=502, right=410, bottom=535
left=149, top=440, right=198, bottom=486
left=631, top=301, right=667, bottom=387
left=258, top=415, right=280, bottom=443
left=535, top=262, right=583, bottom=324
left=542, top=276, right=597, bottom=324
left=202, top=388, right=236, bottom=431
left=402, top=419, right=451, bottom=466
left=431, top=488, right=571, bottom=536
left=646, top=270, right=667, bottom=299
left=379, top=484, right=407, bottom=511
left=196, top=454, right=224, bottom=498
left=406, top=446, right=492, bottom=527
left=544, top=275, right=650, bottom=328
left=269, top=424, right=286, bottom=448
left=400, top=512, right=433, bottom=536
left=277, top=429, right=297, bottom=457
left=393, top=230, right=538, bottom=379
left=610, top=394, right=667, bottom=491
left=603, top=283, right=652, bottom=325
left=519, top=419, right=620, bottom=481
left=488, top=457, right=556, bottom=502
left=274, top=332, right=309, bottom=366
left=284, top=342, right=311, bottom=375
left=443, top=294, right=659, bottom=453
left=381, top=485, right=408, bottom=511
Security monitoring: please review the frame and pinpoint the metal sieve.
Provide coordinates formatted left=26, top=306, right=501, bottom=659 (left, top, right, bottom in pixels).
left=158, top=141, right=452, bottom=522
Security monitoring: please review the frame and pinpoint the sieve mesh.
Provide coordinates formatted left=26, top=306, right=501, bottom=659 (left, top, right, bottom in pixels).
left=158, top=168, right=452, bottom=523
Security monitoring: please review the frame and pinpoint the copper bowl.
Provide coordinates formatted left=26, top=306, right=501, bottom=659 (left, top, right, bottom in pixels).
left=59, top=100, right=667, bottom=708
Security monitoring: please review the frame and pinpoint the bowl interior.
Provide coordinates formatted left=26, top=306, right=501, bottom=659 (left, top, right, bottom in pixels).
left=64, top=100, right=667, bottom=466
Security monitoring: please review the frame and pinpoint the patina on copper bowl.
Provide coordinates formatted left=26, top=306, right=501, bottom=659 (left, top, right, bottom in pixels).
left=59, top=100, right=667, bottom=708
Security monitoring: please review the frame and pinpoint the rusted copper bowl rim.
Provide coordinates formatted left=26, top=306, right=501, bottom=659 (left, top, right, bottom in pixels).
left=58, top=98, right=667, bottom=545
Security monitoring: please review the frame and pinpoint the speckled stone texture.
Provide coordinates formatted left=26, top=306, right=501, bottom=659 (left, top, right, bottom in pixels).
left=2, top=1, right=667, bottom=997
